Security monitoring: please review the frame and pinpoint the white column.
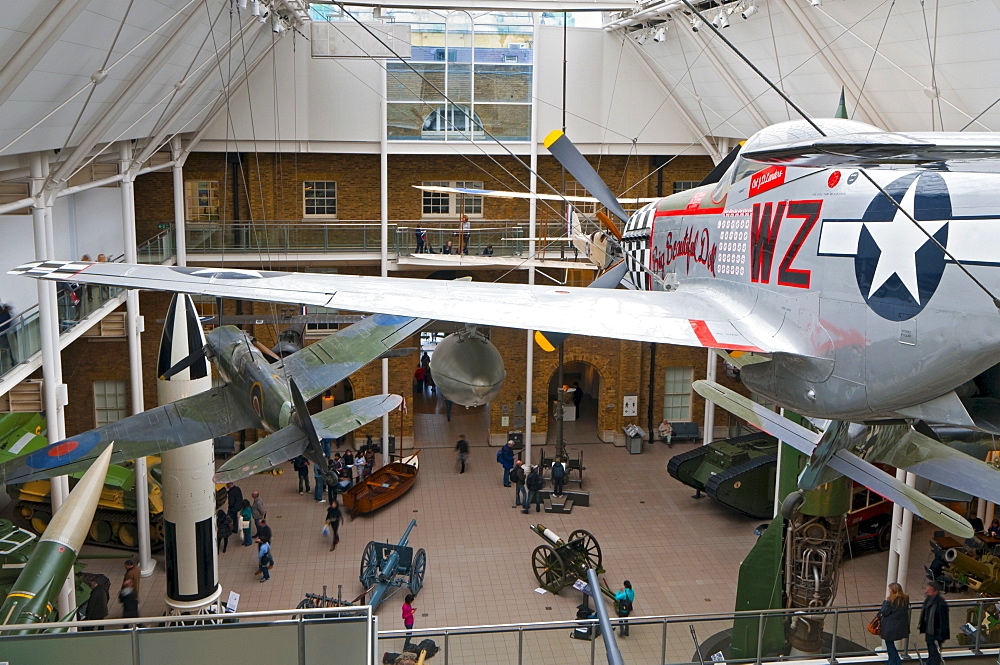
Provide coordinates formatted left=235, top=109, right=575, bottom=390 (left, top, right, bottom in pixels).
left=380, top=62, right=391, bottom=458
left=885, top=467, right=907, bottom=588
left=702, top=350, right=717, bottom=444
left=31, top=153, right=75, bottom=617
left=120, top=144, right=154, bottom=576
left=985, top=502, right=996, bottom=530
left=893, top=472, right=918, bottom=589
left=171, top=136, right=187, bottom=267
left=523, top=13, right=540, bottom=469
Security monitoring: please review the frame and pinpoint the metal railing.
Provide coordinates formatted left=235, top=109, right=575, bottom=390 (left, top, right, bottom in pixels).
left=0, top=229, right=173, bottom=381
left=172, top=220, right=583, bottom=258
left=376, top=597, right=1000, bottom=665
left=2, top=595, right=998, bottom=665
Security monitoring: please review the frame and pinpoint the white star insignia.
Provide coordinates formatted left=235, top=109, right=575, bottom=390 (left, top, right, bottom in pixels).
left=863, top=184, right=946, bottom=303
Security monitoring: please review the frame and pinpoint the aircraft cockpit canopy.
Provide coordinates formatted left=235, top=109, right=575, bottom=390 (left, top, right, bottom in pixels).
left=727, top=118, right=884, bottom=184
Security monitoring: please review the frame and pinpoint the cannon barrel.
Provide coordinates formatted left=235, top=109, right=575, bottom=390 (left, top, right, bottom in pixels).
left=368, top=519, right=417, bottom=610
left=530, top=523, right=565, bottom=546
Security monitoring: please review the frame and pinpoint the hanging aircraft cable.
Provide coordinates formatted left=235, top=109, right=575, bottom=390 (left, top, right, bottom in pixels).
left=852, top=0, right=895, bottom=124
left=327, top=3, right=674, bottom=293
left=678, top=0, right=1000, bottom=313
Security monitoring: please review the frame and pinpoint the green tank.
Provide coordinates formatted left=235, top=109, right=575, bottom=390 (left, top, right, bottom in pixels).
left=0, top=518, right=92, bottom=621
left=0, top=413, right=165, bottom=551
left=667, top=433, right=778, bottom=518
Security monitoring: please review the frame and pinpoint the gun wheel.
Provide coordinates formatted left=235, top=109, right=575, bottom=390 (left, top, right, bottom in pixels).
left=409, top=548, right=427, bottom=596
left=532, top=544, right=567, bottom=593
left=359, top=541, right=379, bottom=588
left=568, top=529, right=603, bottom=571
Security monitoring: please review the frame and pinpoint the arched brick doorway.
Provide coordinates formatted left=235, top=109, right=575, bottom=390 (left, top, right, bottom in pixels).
left=546, top=360, right=601, bottom=443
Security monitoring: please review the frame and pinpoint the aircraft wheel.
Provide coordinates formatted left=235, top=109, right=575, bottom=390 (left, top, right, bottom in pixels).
left=780, top=490, right=805, bottom=519
left=877, top=523, right=892, bottom=551
left=89, top=520, right=114, bottom=544
left=118, top=523, right=138, bottom=548
left=31, top=510, right=51, bottom=534
left=532, top=544, right=566, bottom=594
left=409, top=548, right=427, bottom=596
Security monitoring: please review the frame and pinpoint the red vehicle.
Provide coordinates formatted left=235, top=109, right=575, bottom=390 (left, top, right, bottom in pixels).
left=845, top=485, right=893, bottom=553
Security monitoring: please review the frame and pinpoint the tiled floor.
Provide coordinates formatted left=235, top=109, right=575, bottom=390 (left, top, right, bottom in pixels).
left=65, top=425, right=948, bottom=649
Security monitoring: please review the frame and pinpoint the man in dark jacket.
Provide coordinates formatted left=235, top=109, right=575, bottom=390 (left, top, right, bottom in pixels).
left=455, top=435, right=470, bottom=474
left=497, top=440, right=515, bottom=487
left=523, top=465, right=543, bottom=513
left=293, top=456, right=310, bottom=494
left=918, top=581, right=949, bottom=665
left=510, top=460, right=526, bottom=508
left=83, top=577, right=110, bottom=629
left=226, top=482, right=244, bottom=535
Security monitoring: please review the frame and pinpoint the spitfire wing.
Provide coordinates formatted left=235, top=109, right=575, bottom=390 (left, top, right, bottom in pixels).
left=743, top=131, right=1000, bottom=168
left=281, top=315, right=428, bottom=402
left=10, top=261, right=773, bottom=353
left=213, top=394, right=401, bottom=482
left=413, top=185, right=658, bottom=204
left=0, top=384, right=255, bottom=484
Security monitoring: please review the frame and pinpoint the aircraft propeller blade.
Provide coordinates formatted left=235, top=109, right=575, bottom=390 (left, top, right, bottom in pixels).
left=535, top=260, right=630, bottom=352
left=160, top=345, right=208, bottom=380
left=696, top=143, right=743, bottom=187
left=595, top=212, right=623, bottom=241
left=544, top=130, right=631, bottom=223
left=252, top=337, right=282, bottom=361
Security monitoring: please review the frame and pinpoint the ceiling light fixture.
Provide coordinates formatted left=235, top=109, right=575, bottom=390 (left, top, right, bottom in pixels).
left=653, top=25, right=667, bottom=41
left=690, top=17, right=702, bottom=32
left=237, top=0, right=248, bottom=9
left=250, top=0, right=261, bottom=16
left=713, top=10, right=730, bottom=28
left=742, top=1, right=758, bottom=18
left=810, top=0, right=822, bottom=6
left=636, top=29, right=648, bottom=44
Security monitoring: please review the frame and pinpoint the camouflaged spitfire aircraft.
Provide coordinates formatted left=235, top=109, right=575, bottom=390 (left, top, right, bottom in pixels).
left=12, top=117, right=1000, bottom=536
left=0, top=303, right=427, bottom=486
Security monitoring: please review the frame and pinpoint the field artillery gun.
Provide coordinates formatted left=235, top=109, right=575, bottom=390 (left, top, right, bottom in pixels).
left=359, top=519, right=427, bottom=611
left=529, top=524, right=609, bottom=595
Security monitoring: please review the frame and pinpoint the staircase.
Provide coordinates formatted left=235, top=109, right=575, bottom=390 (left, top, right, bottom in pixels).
left=541, top=489, right=590, bottom=514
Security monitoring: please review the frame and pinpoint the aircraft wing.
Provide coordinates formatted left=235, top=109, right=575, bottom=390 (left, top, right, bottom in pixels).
left=0, top=384, right=256, bottom=485
left=413, top=185, right=658, bottom=204
left=213, top=394, right=401, bottom=482
left=743, top=131, right=1000, bottom=168
left=692, top=380, right=974, bottom=538
left=281, top=314, right=428, bottom=402
left=9, top=261, right=773, bottom=353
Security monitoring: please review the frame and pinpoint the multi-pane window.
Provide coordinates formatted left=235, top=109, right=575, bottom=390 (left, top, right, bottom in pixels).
left=663, top=366, right=694, bottom=421
left=421, top=181, right=483, bottom=217
left=673, top=181, right=701, bottom=194
left=94, top=380, right=129, bottom=427
left=184, top=180, right=220, bottom=220
left=386, top=12, right=533, bottom=142
left=565, top=180, right=596, bottom=216
left=303, top=181, right=337, bottom=217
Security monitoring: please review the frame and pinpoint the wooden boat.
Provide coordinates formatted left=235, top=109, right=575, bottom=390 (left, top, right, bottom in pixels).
left=342, top=451, right=419, bottom=516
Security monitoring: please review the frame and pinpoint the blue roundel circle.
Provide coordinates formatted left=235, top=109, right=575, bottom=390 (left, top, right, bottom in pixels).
left=853, top=172, right=950, bottom=322
left=25, top=430, right=103, bottom=471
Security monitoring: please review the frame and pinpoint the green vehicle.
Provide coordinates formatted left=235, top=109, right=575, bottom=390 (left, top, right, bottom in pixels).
left=0, top=412, right=165, bottom=550
left=667, top=432, right=779, bottom=518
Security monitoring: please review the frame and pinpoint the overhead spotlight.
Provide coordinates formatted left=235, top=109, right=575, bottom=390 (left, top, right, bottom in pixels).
left=712, top=10, right=730, bottom=28
left=690, top=17, right=702, bottom=32
left=249, top=0, right=260, bottom=16
left=273, top=18, right=286, bottom=34
left=810, top=0, right=822, bottom=5
left=742, top=1, right=758, bottom=18
left=653, top=26, right=667, bottom=41
left=236, top=0, right=247, bottom=9
left=636, top=29, right=648, bottom=44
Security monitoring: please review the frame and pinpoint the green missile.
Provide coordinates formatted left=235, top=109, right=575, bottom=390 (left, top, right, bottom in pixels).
left=0, top=445, right=114, bottom=633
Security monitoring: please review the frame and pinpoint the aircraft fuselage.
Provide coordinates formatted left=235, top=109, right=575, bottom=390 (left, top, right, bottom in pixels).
left=623, top=162, right=1000, bottom=423
left=210, top=326, right=293, bottom=432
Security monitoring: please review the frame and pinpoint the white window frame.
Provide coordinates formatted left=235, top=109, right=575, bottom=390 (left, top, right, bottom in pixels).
left=94, top=380, right=129, bottom=427
left=673, top=181, right=701, bottom=194
left=303, top=181, right=338, bottom=219
left=421, top=180, right=483, bottom=218
left=662, top=366, right=694, bottom=421
left=565, top=180, right=596, bottom=216
left=184, top=180, right=220, bottom=221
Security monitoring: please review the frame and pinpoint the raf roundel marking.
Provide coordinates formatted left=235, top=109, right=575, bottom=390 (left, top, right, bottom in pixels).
left=828, top=171, right=841, bottom=188
left=48, top=441, right=79, bottom=457
left=250, top=381, right=264, bottom=418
